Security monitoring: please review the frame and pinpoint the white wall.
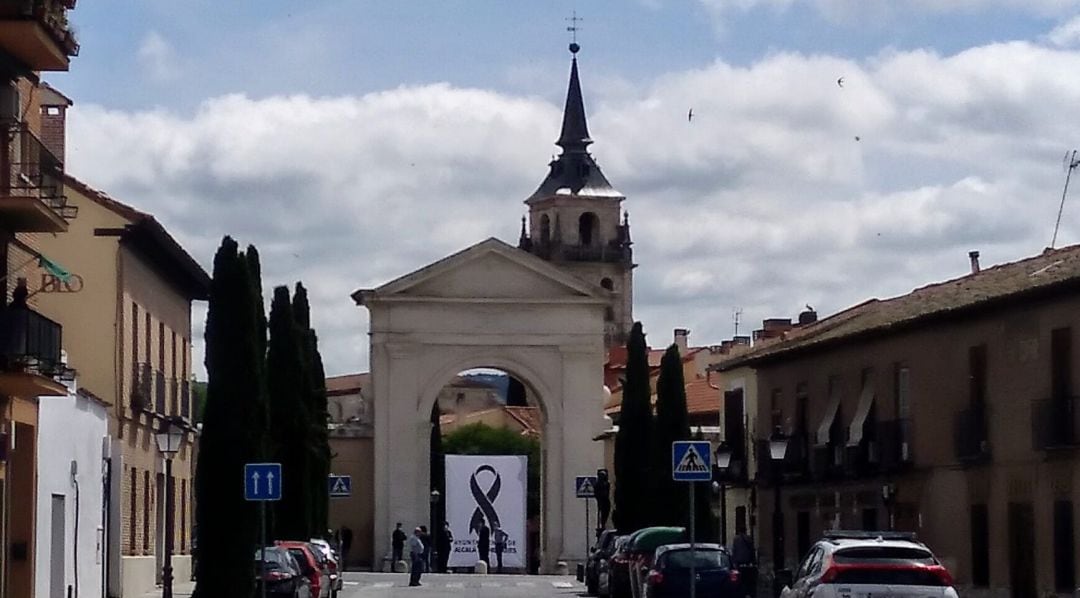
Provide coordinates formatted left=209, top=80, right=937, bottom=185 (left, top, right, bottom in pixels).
left=35, top=381, right=109, bottom=598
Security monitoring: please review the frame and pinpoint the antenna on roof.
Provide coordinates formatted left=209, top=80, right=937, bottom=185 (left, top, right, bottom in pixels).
left=733, top=308, right=743, bottom=337
left=1051, top=149, right=1080, bottom=249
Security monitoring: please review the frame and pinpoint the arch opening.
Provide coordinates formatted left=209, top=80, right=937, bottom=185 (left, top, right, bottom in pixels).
left=578, top=212, right=599, bottom=246
left=540, top=215, right=551, bottom=245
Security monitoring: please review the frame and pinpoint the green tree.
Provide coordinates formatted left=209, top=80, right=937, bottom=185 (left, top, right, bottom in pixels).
left=294, top=282, right=331, bottom=536
left=267, top=285, right=311, bottom=539
left=443, top=423, right=542, bottom=520
left=651, top=344, right=691, bottom=526
left=613, top=322, right=652, bottom=533
left=194, top=238, right=268, bottom=598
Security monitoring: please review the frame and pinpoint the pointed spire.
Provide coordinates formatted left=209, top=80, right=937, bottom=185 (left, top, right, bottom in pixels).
left=556, top=44, right=592, bottom=152
left=518, top=215, right=532, bottom=250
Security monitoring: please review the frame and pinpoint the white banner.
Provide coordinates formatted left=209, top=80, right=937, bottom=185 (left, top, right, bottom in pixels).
left=445, top=455, right=527, bottom=569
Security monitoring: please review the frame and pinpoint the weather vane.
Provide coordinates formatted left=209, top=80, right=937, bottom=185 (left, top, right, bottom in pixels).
left=566, top=10, right=582, bottom=53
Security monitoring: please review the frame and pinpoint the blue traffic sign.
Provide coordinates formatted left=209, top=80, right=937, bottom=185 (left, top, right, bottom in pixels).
left=328, top=474, right=352, bottom=498
left=245, top=463, right=282, bottom=501
left=672, top=441, right=712, bottom=482
left=575, top=475, right=598, bottom=498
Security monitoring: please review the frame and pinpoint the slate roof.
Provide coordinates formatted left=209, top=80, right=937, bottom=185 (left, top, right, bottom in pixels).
left=717, top=243, right=1080, bottom=370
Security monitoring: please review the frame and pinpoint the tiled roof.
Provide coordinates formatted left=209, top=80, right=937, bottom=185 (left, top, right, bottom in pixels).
left=504, top=406, right=542, bottom=435
left=685, top=376, right=720, bottom=415
left=326, top=373, right=369, bottom=396
left=719, top=244, right=1080, bottom=369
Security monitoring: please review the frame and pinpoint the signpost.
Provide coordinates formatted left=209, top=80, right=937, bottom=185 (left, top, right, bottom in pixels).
left=673, top=441, right=712, bottom=598
left=328, top=474, right=352, bottom=498
left=575, top=476, right=598, bottom=555
left=246, top=463, right=282, bottom=598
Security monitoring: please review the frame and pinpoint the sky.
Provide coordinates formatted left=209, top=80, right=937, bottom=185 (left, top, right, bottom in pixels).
left=45, top=0, right=1080, bottom=377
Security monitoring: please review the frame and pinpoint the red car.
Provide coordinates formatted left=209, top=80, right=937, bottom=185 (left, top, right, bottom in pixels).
left=276, top=541, right=331, bottom=598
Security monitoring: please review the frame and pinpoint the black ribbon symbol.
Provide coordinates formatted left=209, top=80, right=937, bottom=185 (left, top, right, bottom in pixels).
left=469, top=465, right=502, bottom=534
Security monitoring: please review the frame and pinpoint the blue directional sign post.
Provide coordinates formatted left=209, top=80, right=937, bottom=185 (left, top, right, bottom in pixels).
left=672, top=441, right=712, bottom=598
left=246, top=462, right=281, bottom=598
left=575, top=475, right=598, bottom=556
left=328, top=474, right=352, bottom=498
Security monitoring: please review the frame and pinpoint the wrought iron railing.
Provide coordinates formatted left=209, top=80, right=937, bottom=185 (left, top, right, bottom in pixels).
left=131, top=362, right=152, bottom=411
left=1033, top=397, right=1080, bottom=450
left=2, top=124, right=76, bottom=218
left=154, top=370, right=166, bottom=414
left=0, top=305, right=62, bottom=375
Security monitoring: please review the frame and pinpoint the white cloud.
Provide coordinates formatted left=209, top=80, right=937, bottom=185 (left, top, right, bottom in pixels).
left=136, top=31, right=180, bottom=83
left=65, top=39, right=1080, bottom=376
left=698, top=0, right=1077, bottom=26
left=1047, top=15, right=1080, bottom=48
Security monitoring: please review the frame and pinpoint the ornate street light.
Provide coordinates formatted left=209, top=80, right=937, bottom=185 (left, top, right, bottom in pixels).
left=430, top=490, right=441, bottom=572
left=154, top=417, right=184, bottom=598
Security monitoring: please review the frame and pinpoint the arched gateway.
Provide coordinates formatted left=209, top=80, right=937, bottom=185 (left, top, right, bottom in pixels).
left=353, top=238, right=608, bottom=571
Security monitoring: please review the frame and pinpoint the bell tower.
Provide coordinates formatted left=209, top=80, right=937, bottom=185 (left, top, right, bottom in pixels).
left=518, top=42, right=633, bottom=348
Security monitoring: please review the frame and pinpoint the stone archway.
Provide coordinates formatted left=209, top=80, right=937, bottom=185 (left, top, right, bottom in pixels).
left=353, top=238, right=608, bottom=572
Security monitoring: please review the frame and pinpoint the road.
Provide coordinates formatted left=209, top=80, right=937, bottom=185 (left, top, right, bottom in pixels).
left=339, top=571, right=585, bottom=597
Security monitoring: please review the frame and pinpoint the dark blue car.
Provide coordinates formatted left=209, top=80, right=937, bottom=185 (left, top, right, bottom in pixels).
left=643, top=543, right=741, bottom=598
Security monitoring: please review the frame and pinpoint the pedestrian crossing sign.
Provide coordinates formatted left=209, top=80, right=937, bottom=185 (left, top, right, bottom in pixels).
left=575, top=475, right=598, bottom=498
left=328, top=474, right=352, bottom=498
left=672, top=440, right=712, bottom=482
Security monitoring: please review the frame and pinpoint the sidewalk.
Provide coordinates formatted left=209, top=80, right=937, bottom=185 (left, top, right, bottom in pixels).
left=140, top=581, right=195, bottom=598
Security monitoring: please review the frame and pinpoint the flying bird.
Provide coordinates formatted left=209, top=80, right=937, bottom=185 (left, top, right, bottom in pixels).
left=687, top=108, right=694, bottom=122
left=837, top=76, right=844, bottom=88
left=854, top=136, right=861, bottom=141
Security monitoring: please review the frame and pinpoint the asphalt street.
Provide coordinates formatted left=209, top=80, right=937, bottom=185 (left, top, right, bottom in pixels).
left=339, top=571, right=585, bottom=597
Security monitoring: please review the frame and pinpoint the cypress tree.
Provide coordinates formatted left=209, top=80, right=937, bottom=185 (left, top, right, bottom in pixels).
left=613, top=322, right=652, bottom=533
left=651, top=344, right=691, bottom=527
left=267, top=285, right=311, bottom=539
left=294, top=282, right=331, bottom=536
left=194, top=237, right=268, bottom=598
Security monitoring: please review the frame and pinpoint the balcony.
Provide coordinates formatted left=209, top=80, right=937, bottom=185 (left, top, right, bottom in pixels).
left=530, top=242, right=630, bottom=264
left=1032, top=397, right=1080, bottom=451
left=131, top=362, right=151, bottom=411
left=0, top=304, right=65, bottom=396
left=0, top=124, right=75, bottom=233
left=0, top=0, right=79, bottom=72
left=955, top=406, right=991, bottom=464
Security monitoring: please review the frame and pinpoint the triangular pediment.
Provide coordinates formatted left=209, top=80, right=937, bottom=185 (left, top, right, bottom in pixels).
left=354, top=238, right=607, bottom=304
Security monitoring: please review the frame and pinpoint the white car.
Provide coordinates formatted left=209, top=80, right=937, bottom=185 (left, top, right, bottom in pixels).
left=779, top=531, right=958, bottom=598
left=308, top=539, right=343, bottom=597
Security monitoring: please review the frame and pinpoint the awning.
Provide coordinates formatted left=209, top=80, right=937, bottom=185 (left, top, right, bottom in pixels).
left=816, top=391, right=841, bottom=446
left=847, top=385, right=875, bottom=446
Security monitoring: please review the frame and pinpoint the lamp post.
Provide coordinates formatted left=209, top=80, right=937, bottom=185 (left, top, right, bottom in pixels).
left=768, top=426, right=789, bottom=591
left=430, top=490, right=441, bottom=572
left=712, top=442, right=733, bottom=546
left=154, top=418, right=184, bottom=598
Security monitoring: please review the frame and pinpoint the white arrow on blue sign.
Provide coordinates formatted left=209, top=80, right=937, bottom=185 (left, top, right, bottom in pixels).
left=328, top=474, right=352, bottom=498
left=672, top=441, right=712, bottom=482
left=245, top=463, right=282, bottom=501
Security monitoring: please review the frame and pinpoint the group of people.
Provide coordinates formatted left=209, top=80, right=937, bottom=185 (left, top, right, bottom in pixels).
left=391, top=517, right=510, bottom=586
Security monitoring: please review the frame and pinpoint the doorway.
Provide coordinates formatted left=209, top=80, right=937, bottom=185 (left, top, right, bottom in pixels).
left=156, top=472, right=165, bottom=583
left=1008, top=502, right=1036, bottom=598
left=49, top=494, right=65, bottom=598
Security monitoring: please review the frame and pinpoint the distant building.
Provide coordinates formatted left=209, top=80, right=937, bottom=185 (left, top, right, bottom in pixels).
left=325, top=374, right=374, bottom=569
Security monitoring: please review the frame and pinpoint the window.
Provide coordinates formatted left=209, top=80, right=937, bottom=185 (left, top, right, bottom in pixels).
left=604, top=307, right=615, bottom=322
left=894, top=364, right=911, bottom=420
left=724, top=389, right=745, bottom=461
left=1054, top=500, right=1075, bottom=592
left=735, top=506, right=747, bottom=534
left=969, top=344, right=987, bottom=406
left=1052, top=327, right=1072, bottom=399
left=181, top=337, right=188, bottom=379
left=578, top=212, right=599, bottom=246
left=158, top=321, right=165, bottom=371
left=132, top=303, right=140, bottom=364
left=540, top=215, right=551, bottom=244
left=143, top=470, right=151, bottom=552
left=796, top=511, right=811, bottom=561
left=970, top=504, right=990, bottom=587
left=129, top=468, right=137, bottom=553
left=862, top=508, right=878, bottom=531
left=171, top=330, right=177, bottom=378
left=181, top=479, right=188, bottom=552
left=795, top=383, right=808, bottom=434
left=144, top=313, right=152, bottom=369
left=770, top=388, right=783, bottom=430
left=600, top=277, right=614, bottom=291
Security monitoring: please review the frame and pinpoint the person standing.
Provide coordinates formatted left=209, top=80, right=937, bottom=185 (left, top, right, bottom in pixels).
left=392, top=522, right=407, bottom=565
left=408, top=528, right=426, bottom=587
left=594, top=469, right=612, bottom=530
left=492, top=522, right=509, bottom=573
left=419, top=526, right=432, bottom=572
left=437, top=522, right=454, bottom=573
left=731, top=525, right=757, bottom=598
left=477, top=519, right=491, bottom=567
left=339, top=525, right=353, bottom=572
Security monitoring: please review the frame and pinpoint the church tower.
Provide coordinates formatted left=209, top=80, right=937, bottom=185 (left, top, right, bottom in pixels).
left=518, top=42, right=634, bottom=348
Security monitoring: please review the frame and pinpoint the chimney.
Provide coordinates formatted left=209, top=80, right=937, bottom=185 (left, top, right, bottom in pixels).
left=37, top=83, right=72, bottom=164
left=674, top=328, right=690, bottom=352
left=969, top=250, right=980, bottom=274
left=798, top=308, right=818, bottom=326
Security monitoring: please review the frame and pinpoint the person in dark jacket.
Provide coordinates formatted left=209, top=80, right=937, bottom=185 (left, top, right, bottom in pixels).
left=437, top=522, right=453, bottom=573
left=391, top=522, right=407, bottom=565
left=339, top=525, right=353, bottom=571
left=731, top=526, right=757, bottom=598
left=477, top=519, right=491, bottom=567
left=419, top=526, right=432, bottom=571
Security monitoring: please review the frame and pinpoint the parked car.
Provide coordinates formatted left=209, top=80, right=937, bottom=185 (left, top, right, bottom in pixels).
left=625, top=527, right=688, bottom=598
left=308, top=538, right=343, bottom=597
left=608, top=535, right=635, bottom=598
left=586, top=530, right=621, bottom=594
left=599, top=535, right=631, bottom=597
left=643, top=543, right=741, bottom=598
left=276, top=541, right=332, bottom=598
left=254, top=546, right=312, bottom=598
left=778, top=531, right=958, bottom=598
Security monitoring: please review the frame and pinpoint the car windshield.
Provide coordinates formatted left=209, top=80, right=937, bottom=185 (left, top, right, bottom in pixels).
left=661, top=549, right=730, bottom=570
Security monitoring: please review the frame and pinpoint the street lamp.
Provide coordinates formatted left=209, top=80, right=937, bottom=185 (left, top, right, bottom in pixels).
left=154, top=417, right=184, bottom=598
left=712, top=442, right=733, bottom=546
left=768, top=426, right=789, bottom=588
left=430, top=490, right=441, bottom=572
